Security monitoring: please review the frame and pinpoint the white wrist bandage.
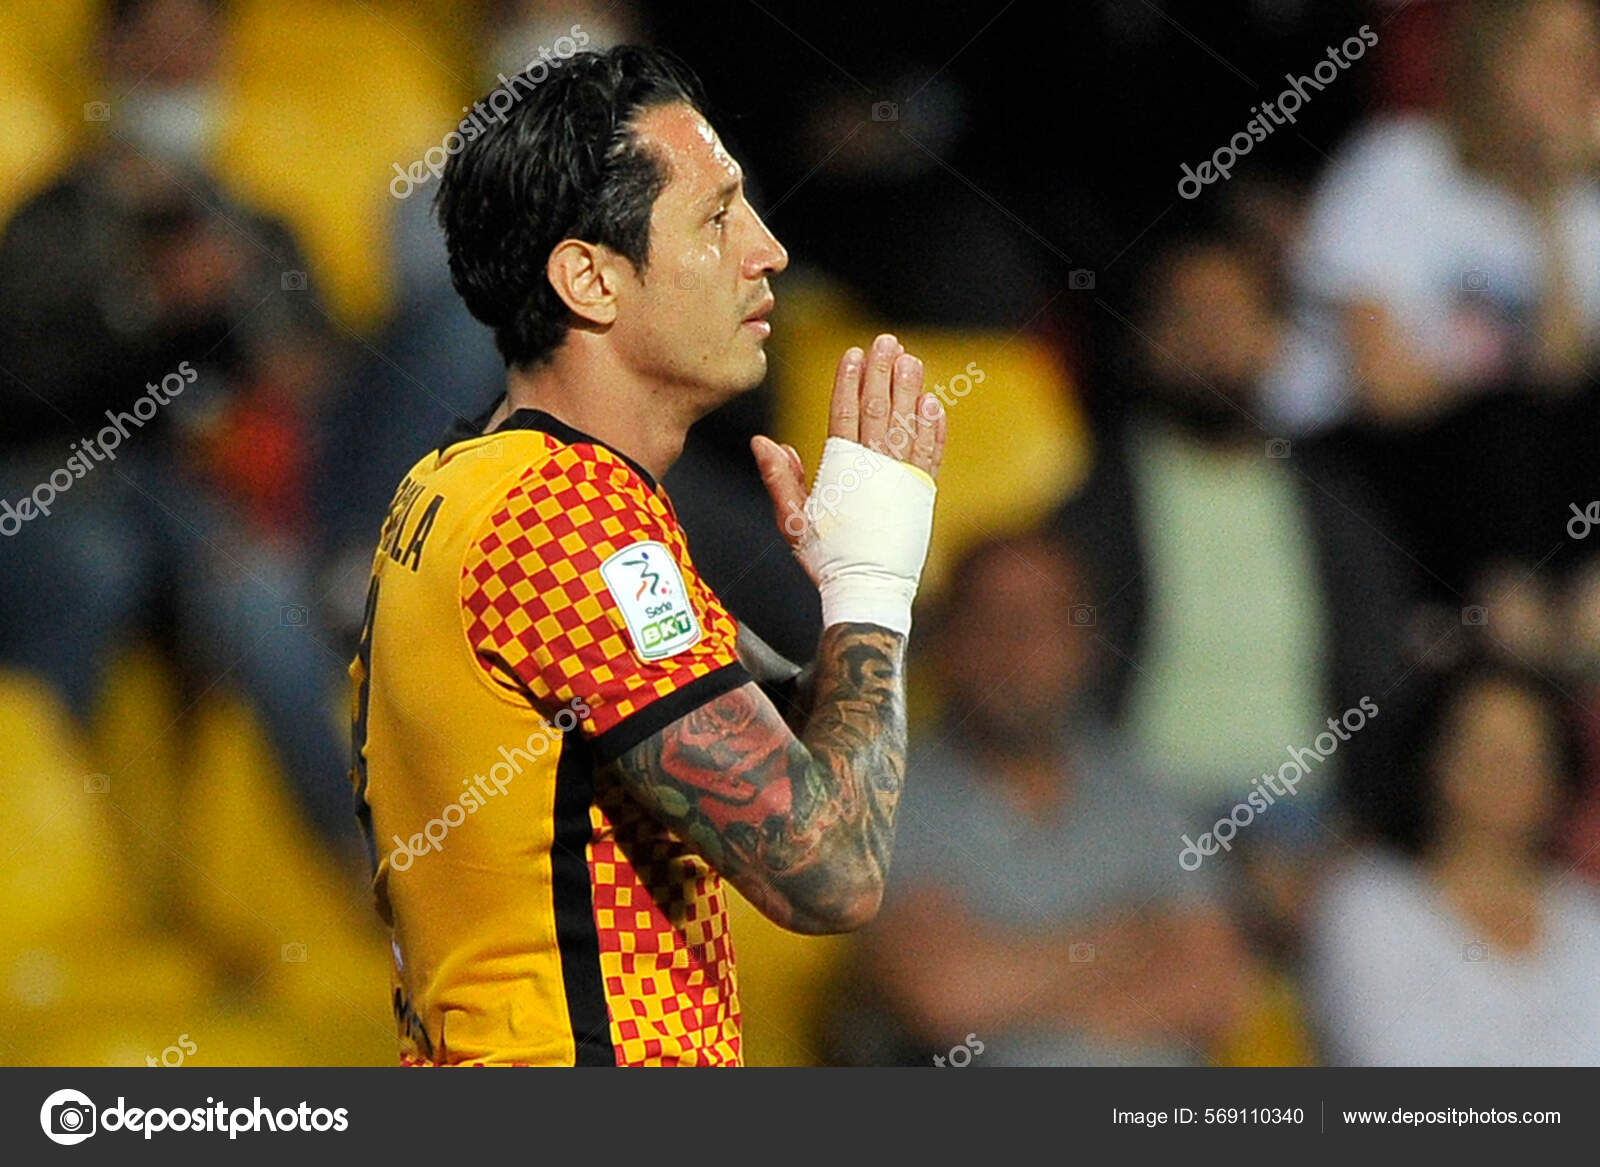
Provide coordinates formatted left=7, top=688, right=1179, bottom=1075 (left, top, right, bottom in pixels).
left=794, top=436, right=937, bottom=636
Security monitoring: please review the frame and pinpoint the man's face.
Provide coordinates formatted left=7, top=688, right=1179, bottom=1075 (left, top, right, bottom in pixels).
left=1145, top=247, right=1279, bottom=412
left=604, top=103, right=788, bottom=409
left=1435, top=681, right=1561, bottom=845
left=1499, top=0, right=1600, bottom=172
left=941, top=543, right=1093, bottom=748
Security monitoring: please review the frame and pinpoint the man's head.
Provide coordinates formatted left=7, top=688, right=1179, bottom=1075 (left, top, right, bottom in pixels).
left=1448, top=0, right=1600, bottom=183
left=1397, top=658, right=1583, bottom=858
left=100, top=0, right=226, bottom=164
left=932, top=534, right=1098, bottom=756
left=1129, top=233, right=1279, bottom=437
left=436, top=46, right=788, bottom=407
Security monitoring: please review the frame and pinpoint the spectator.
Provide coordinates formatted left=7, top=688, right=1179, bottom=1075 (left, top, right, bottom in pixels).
left=847, top=534, right=1285, bottom=1067
left=1309, top=658, right=1600, bottom=1064
left=1050, top=232, right=1413, bottom=817
left=1555, top=559, right=1600, bottom=881
left=0, top=0, right=356, bottom=856
left=1274, top=0, right=1600, bottom=430
left=1267, top=0, right=1600, bottom=587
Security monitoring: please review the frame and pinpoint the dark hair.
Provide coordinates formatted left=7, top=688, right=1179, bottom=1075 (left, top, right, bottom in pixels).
left=107, top=0, right=223, bottom=31
left=1383, top=656, right=1585, bottom=855
left=435, top=46, right=708, bottom=370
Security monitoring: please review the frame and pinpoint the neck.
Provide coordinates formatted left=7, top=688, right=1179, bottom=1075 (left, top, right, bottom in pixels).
left=1430, top=828, right=1546, bottom=952
left=1432, top=827, right=1542, bottom=889
left=490, top=339, right=699, bottom=481
left=972, top=738, right=1071, bottom=821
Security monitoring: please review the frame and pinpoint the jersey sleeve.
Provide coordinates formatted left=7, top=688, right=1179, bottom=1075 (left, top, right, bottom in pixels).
left=460, top=445, right=751, bottom=762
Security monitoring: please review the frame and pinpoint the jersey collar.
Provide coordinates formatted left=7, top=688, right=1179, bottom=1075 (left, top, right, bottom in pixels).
left=440, top=399, right=659, bottom=491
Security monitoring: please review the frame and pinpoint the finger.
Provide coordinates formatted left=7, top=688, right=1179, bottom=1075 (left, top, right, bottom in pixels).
left=930, top=400, right=948, bottom=481
left=886, top=352, right=923, bottom=460
left=858, top=333, right=897, bottom=450
left=751, top=434, right=809, bottom=546
left=828, top=347, right=865, bottom=441
left=910, top=392, right=942, bottom=476
left=782, top=443, right=805, bottom=486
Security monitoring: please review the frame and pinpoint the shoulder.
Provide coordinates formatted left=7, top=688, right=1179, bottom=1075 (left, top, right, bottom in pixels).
left=1300, top=115, right=1457, bottom=251
left=1310, top=850, right=1429, bottom=944
left=452, top=431, right=674, bottom=550
left=509, top=438, right=666, bottom=521
left=1547, top=878, right=1600, bottom=938
left=1321, top=114, right=1455, bottom=197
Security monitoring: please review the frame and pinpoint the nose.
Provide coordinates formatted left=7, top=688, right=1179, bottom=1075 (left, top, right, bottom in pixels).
left=744, top=205, right=789, bottom=279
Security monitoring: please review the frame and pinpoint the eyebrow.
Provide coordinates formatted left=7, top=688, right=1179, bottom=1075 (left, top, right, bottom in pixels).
left=699, top=170, right=743, bottom=212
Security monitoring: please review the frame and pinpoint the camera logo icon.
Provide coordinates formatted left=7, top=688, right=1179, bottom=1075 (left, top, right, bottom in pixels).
left=84, top=774, right=110, bottom=794
left=281, top=270, right=308, bottom=291
left=1068, top=942, right=1096, bottom=963
left=1265, top=438, right=1291, bottom=459
left=1068, top=268, right=1096, bottom=291
left=40, top=1089, right=96, bottom=1145
left=282, top=941, right=308, bottom=962
left=1462, top=269, right=1489, bottom=292
left=1461, top=605, right=1489, bottom=626
left=871, top=101, right=899, bottom=122
left=1069, top=604, right=1096, bottom=627
left=83, top=102, right=111, bottom=122
left=280, top=605, right=309, bottom=627
left=1463, top=941, right=1489, bottom=962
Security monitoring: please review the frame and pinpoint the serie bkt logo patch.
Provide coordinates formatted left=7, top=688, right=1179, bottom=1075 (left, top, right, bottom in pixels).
left=599, top=541, right=701, bottom=661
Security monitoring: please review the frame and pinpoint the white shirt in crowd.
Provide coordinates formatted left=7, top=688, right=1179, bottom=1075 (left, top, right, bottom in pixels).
left=1266, top=114, right=1600, bottom=433
left=1308, top=851, right=1600, bottom=1065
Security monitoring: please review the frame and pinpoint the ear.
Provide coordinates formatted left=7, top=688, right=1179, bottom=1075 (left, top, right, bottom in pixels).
left=546, top=239, right=624, bottom=326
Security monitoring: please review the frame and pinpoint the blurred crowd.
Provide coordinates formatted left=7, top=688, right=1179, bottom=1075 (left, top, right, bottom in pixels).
left=4, top=0, right=1600, bottom=1066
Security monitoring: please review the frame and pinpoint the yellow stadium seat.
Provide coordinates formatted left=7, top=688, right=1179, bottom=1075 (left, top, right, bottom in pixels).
left=0, top=66, right=72, bottom=229
left=768, top=278, right=1092, bottom=599
left=0, top=0, right=101, bottom=228
left=210, top=0, right=466, bottom=329
left=0, top=646, right=392, bottom=1064
left=174, top=690, right=393, bottom=1064
left=0, top=664, right=220, bottom=1065
left=1210, top=970, right=1317, bottom=1067
left=0, top=668, right=134, bottom=942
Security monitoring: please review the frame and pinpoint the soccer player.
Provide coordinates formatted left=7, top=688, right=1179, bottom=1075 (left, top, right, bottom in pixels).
left=351, top=46, right=946, bottom=1067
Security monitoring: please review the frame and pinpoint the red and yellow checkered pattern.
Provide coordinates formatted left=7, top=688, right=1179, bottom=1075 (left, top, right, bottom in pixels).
left=462, top=440, right=741, bottom=736
left=591, top=792, right=741, bottom=1067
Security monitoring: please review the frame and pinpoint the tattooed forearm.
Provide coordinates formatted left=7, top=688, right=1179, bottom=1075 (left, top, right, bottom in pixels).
left=606, top=623, right=906, bottom=933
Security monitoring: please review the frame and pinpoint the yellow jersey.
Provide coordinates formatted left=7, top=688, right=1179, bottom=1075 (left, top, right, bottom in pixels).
left=350, top=406, right=752, bottom=1066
